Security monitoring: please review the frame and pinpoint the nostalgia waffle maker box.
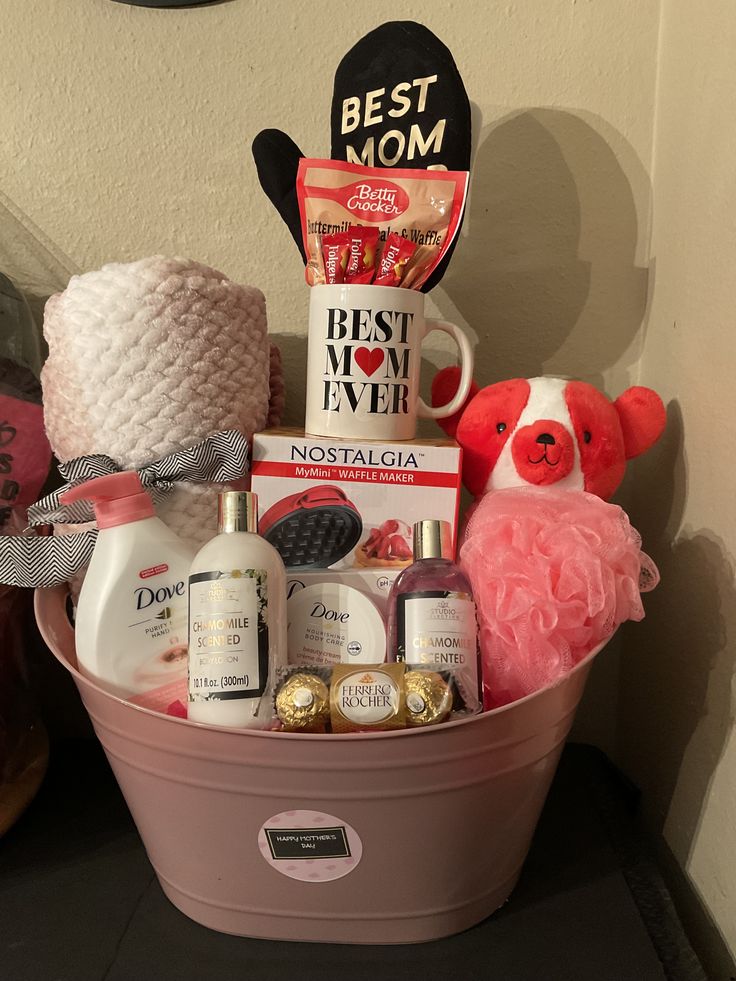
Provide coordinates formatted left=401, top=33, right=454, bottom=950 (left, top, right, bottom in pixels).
left=251, top=429, right=463, bottom=571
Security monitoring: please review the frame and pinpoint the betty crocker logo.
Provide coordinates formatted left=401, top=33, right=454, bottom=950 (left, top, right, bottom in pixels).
left=306, top=179, right=409, bottom=222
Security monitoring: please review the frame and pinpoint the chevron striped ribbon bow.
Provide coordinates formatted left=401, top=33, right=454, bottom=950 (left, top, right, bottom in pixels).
left=0, top=429, right=249, bottom=589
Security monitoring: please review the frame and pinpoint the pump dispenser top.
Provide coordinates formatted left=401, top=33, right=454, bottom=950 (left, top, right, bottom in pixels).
left=61, top=471, right=155, bottom=529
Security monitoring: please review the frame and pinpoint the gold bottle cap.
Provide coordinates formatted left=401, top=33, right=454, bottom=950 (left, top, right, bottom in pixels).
left=218, top=491, right=258, bottom=534
left=413, top=519, right=453, bottom=560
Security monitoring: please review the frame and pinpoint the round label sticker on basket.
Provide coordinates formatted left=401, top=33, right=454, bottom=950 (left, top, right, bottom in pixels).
left=258, top=810, right=363, bottom=882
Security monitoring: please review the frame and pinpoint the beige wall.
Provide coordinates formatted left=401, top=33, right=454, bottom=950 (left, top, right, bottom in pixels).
left=0, top=0, right=659, bottom=393
left=7, top=0, right=735, bottom=966
left=618, top=0, right=736, bottom=967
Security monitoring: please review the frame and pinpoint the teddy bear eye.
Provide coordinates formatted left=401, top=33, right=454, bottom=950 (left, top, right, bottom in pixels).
left=496, top=422, right=507, bottom=434
left=583, top=430, right=592, bottom=443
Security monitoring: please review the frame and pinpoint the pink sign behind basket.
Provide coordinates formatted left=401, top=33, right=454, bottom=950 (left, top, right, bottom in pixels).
left=0, top=394, right=51, bottom=521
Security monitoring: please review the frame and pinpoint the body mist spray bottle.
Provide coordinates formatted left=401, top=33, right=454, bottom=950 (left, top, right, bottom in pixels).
left=387, top=519, right=481, bottom=713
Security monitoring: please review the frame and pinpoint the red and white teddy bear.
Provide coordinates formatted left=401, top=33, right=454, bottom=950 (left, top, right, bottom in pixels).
left=432, top=368, right=666, bottom=506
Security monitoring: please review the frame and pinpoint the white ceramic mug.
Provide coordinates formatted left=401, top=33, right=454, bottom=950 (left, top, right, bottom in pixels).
left=305, top=284, right=474, bottom=441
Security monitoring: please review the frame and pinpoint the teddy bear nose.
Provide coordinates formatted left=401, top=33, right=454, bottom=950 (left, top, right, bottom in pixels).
left=536, top=433, right=556, bottom=445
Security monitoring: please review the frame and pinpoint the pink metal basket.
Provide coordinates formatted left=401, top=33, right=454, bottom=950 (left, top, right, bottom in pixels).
left=35, top=584, right=603, bottom=944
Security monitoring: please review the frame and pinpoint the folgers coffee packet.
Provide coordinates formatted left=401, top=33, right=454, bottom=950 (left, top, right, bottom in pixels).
left=374, top=232, right=417, bottom=287
left=345, top=225, right=379, bottom=284
left=330, top=663, right=406, bottom=733
left=321, top=231, right=350, bottom=284
left=297, top=158, right=468, bottom=289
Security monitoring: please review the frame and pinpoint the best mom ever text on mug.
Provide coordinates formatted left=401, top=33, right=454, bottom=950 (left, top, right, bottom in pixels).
left=323, top=304, right=413, bottom=416
left=305, top=284, right=474, bottom=442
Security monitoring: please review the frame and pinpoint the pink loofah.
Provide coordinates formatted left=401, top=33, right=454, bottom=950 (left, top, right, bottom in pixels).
left=460, top=487, right=659, bottom=709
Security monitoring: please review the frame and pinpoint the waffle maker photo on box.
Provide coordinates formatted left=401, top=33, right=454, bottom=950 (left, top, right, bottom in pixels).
left=259, top=486, right=363, bottom=571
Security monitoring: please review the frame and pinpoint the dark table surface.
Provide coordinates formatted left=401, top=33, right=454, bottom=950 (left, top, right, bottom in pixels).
left=1, top=740, right=705, bottom=981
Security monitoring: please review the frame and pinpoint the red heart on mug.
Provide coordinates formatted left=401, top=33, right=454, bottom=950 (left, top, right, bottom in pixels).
left=354, top=347, right=385, bottom=377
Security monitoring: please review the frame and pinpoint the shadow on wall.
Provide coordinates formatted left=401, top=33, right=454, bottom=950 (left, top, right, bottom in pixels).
left=272, top=331, right=308, bottom=429
left=618, top=402, right=736, bottom=855
left=436, top=108, right=650, bottom=388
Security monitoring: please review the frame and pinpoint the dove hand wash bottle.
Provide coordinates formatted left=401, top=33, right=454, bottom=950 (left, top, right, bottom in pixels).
left=60, top=471, right=195, bottom=699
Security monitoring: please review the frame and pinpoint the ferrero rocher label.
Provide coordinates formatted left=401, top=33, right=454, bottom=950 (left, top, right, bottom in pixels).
left=330, top=663, right=405, bottom=733
left=275, top=672, right=330, bottom=732
left=404, top=670, right=452, bottom=727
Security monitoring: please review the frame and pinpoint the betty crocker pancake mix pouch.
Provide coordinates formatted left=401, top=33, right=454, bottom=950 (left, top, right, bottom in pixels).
left=297, top=159, right=469, bottom=289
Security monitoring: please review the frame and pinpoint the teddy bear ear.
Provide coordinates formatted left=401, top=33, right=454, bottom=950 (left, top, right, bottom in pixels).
left=613, top=386, right=666, bottom=459
left=431, top=366, right=479, bottom=438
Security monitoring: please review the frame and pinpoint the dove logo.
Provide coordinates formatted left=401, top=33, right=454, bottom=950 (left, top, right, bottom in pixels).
left=135, top=580, right=186, bottom=610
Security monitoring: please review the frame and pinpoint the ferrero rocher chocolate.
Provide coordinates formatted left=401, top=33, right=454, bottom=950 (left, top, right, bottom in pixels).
left=404, top=670, right=452, bottom=727
left=275, top=672, right=330, bottom=732
left=330, top=663, right=405, bottom=733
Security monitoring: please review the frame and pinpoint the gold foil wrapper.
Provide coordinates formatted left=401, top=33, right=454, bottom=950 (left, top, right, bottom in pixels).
left=404, top=670, right=452, bottom=727
left=330, top=663, right=406, bottom=733
left=275, top=672, right=330, bottom=732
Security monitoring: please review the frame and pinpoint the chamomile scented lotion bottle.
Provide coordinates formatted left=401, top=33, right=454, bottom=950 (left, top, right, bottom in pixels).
left=388, top=519, right=482, bottom=713
left=188, top=491, right=287, bottom=728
